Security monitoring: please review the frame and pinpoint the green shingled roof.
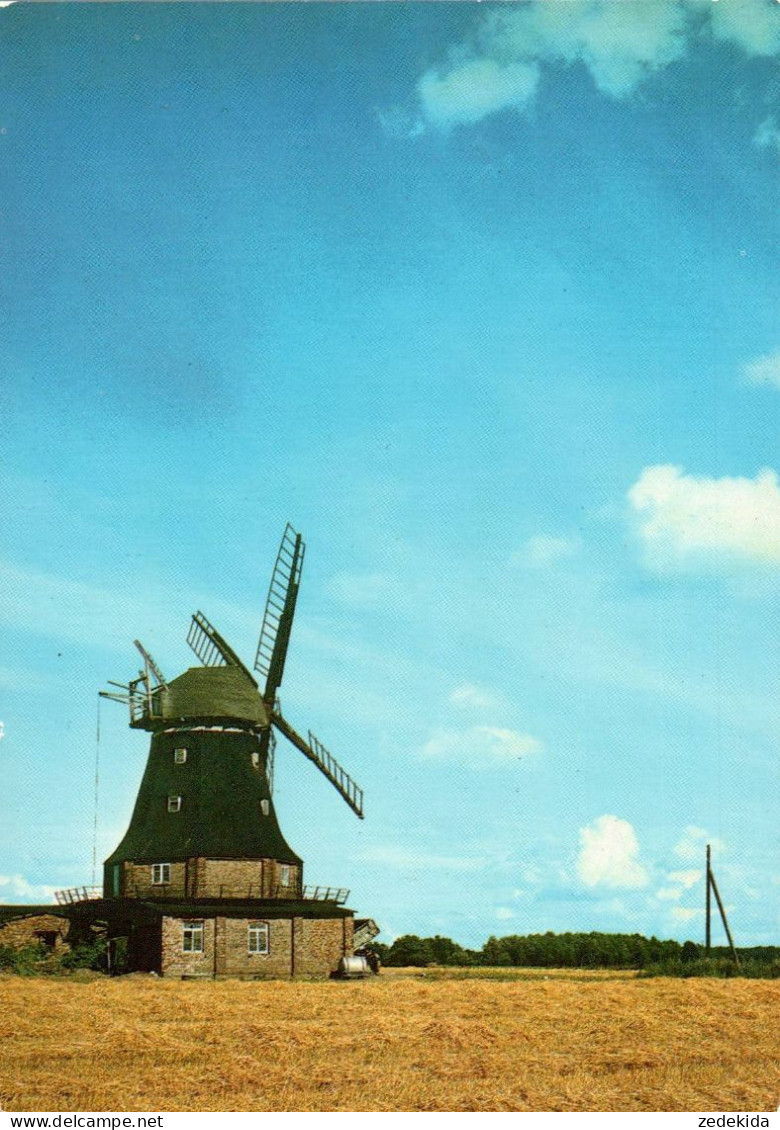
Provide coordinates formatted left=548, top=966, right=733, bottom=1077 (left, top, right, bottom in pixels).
left=105, top=727, right=302, bottom=868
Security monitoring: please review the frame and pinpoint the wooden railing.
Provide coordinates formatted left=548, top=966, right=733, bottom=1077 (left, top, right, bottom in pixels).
left=54, top=886, right=102, bottom=905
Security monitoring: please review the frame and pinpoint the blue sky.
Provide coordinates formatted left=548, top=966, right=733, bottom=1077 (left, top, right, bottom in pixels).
left=0, top=1, right=777, bottom=948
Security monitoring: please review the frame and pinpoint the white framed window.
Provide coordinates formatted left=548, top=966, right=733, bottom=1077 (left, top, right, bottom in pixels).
left=182, top=921, right=204, bottom=953
left=151, top=863, right=171, bottom=885
left=167, top=795, right=182, bottom=812
left=174, top=748, right=188, bottom=764
left=279, top=864, right=291, bottom=887
left=251, top=751, right=260, bottom=769
left=260, top=799, right=270, bottom=817
left=248, top=921, right=269, bottom=955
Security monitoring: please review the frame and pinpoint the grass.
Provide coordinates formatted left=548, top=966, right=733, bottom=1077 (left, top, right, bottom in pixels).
left=0, top=970, right=777, bottom=1112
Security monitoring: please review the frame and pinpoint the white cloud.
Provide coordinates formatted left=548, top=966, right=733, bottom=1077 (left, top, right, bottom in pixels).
left=400, top=0, right=779, bottom=133
left=753, top=115, right=780, bottom=151
left=577, top=814, right=649, bottom=889
left=417, top=58, right=540, bottom=130
left=511, top=534, right=580, bottom=569
left=656, top=886, right=685, bottom=902
left=495, top=906, right=516, bottom=920
left=0, top=874, right=56, bottom=901
left=448, top=683, right=505, bottom=711
left=670, top=905, right=700, bottom=923
left=705, top=0, right=780, bottom=57
left=483, top=2, right=689, bottom=98
left=667, top=868, right=702, bottom=890
left=420, top=724, right=542, bottom=766
left=656, top=868, right=702, bottom=902
left=628, top=465, right=780, bottom=569
left=744, top=348, right=780, bottom=390
left=674, top=825, right=724, bottom=863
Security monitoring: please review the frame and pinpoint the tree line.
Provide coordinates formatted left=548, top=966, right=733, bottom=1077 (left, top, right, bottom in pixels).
left=370, top=931, right=779, bottom=971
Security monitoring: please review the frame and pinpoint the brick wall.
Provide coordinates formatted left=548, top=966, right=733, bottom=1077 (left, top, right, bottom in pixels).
left=159, top=913, right=352, bottom=979
left=123, top=861, right=187, bottom=899
left=0, top=913, right=70, bottom=950
left=122, top=858, right=301, bottom=900
left=293, top=916, right=353, bottom=976
left=196, top=859, right=301, bottom=899
left=160, top=915, right=216, bottom=978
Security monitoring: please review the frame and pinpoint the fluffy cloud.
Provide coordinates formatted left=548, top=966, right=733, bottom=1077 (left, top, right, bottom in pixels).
left=512, top=534, right=580, bottom=568
left=418, top=58, right=539, bottom=131
left=628, top=465, right=780, bottom=569
left=420, top=724, right=542, bottom=766
left=449, top=683, right=505, bottom=711
left=656, top=868, right=702, bottom=901
left=670, top=906, right=700, bottom=923
left=704, top=0, right=780, bottom=56
left=0, top=874, right=56, bottom=901
left=402, top=0, right=779, bottom=132
left=577, top=814, right=649, bottom=889
left=754, top=116, right=780, bottom=151
left=744, top=348, right=780, bottom=390
left=674, top=825, right=724, bottom=863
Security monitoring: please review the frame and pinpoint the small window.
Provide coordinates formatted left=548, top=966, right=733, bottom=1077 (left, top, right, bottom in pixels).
left=279, top=864, right=291, bottom=887
left=260, top=799, right=270, bottom=817
left=251, top=751, right=260, bottom=769
left=167, top=795, right=182, bottom=812
left=174, top=748, right=188, bottom=764
left=248, top=921, right=269, bottom=955
left=152, top=863, right=171, bottom=885
left=182, top=921, right=204, bottom=953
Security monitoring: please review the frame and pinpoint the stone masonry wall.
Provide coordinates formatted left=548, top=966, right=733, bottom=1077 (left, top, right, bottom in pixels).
left=123, top=858, right=301, bottom=900
left=160, top=915, right=216, bottom=978
left=193, top=859, right=301, bottom=899
left=293, top=916, right=353, bottom=976
left=160, top=914, right=352, bottom=979
left=0, top=913, right=70, bottom=951
left=123, top=861, right=187, bottom=899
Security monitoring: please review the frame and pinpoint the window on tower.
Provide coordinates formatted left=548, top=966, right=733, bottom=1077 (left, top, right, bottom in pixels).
left=182, top=921, right=204, bottom=953
left=261, top=799, right=270, bottom=816
left=167, top=795, right=182, bottom=812
left=174, top=748, right=188, bottom=764
left=251, top=751, right=260, bottom=769
left=279, top=864, right=291, bottom=888
left=248, top=921, right=269, bottom=955
left=151, top=863, right=171, bottom=885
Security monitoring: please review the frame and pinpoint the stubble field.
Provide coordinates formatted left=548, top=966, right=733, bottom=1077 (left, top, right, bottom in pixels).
left=1, top=970, right=777, bottom=1112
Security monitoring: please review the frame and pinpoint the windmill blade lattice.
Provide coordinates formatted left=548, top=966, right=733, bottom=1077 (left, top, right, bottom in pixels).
left=133, top=640, right=167, bottom=688
left=255, top=523, right=305, bottom=704
left=272, top=711, right=364, bottom=819
left=187, top=611, right=257, bottom=685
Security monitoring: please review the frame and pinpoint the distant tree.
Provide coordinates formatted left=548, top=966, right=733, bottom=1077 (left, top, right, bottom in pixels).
left=481, top=936, right=512, bottom=966
left=427, top=935, right=467, bottom=966
left=681, top=940, right=702, bottom=964
left=385, top=935, right=435, bottom=967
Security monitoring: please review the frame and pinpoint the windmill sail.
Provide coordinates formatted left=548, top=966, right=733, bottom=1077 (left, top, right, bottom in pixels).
left=133, top=640, right=167, bottom=688
left=272, top=711, right=364, bottom=819
left=255, top=524, right=305, bottom=705
left=187, top=610, right=257, bottom=685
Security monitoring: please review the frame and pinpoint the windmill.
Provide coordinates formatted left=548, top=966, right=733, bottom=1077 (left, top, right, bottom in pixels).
left=100, top=524, right=363, bottom=906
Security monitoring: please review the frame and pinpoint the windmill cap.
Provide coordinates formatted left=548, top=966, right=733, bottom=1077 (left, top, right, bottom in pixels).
left=133, top=665, right=269, bottom=729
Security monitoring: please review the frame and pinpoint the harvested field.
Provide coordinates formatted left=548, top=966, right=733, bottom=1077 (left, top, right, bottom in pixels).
left=1, top=971, right=777, bottom=1112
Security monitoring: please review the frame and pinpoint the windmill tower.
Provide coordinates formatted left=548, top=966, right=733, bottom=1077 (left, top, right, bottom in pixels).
left=94, top=525, right=372, bottom=978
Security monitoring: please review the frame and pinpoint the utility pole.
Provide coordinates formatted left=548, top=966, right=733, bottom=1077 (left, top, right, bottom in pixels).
left=705, top=843, right=711, bottom=953
left=705, top=843, right=740, bottom=969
